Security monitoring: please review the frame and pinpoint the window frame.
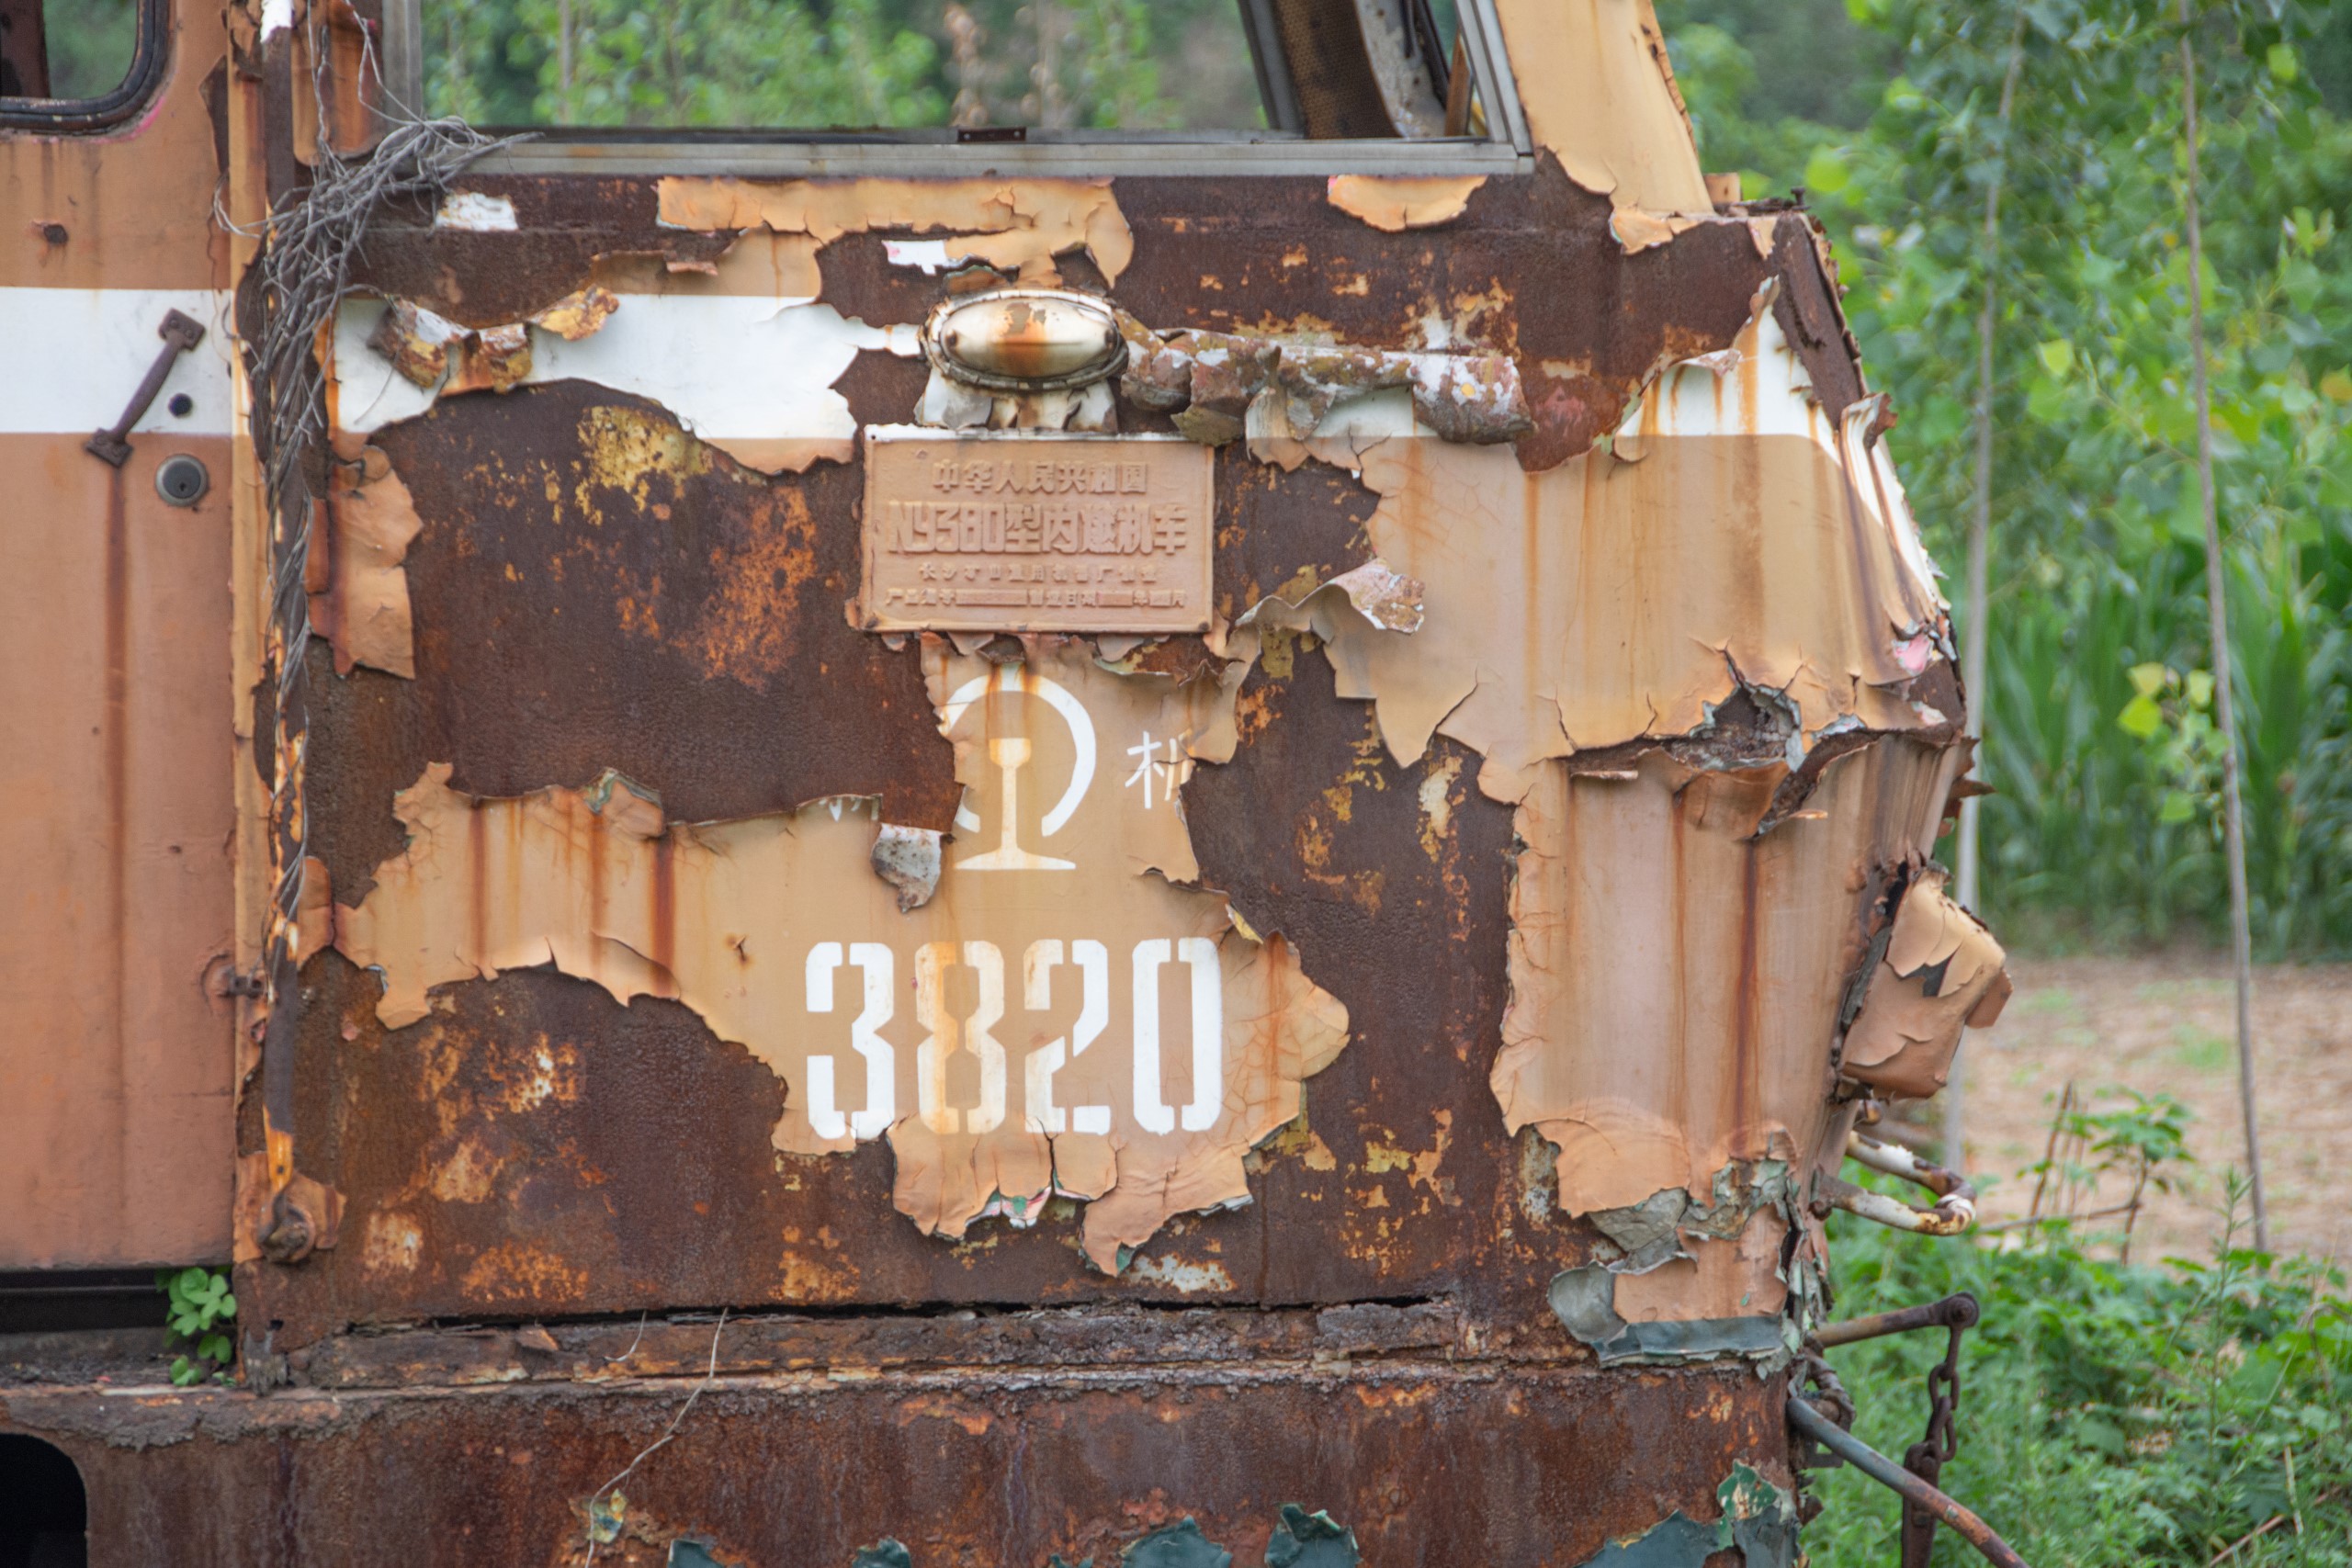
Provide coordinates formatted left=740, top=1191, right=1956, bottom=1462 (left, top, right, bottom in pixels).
left=0, top=0, right=171, bottom=133
left=381, top=0, right=1530, bottom=177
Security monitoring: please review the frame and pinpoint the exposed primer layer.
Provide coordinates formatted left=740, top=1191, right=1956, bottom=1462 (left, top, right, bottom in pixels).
left=1549, top=1264, right=1784, bottom=1366
left=1323, top=175, right=1487, bottom=231
left=1262, top=288, right=1947, bottom=805
left=1840, top=865, right=2010, bottom=1099
left=307, top=437, right=421, bottom=679
left=335, top=641, right=1347, bottom=1272
left=1566, top=1161, right=1800, bottom=1361
left=333, top=294, right=918, bottom=475
left=1566, top=1466, right=1799, bottom=1568
left=1495, top=739, right=1965, bottom=1215
left=654, top=176, right=1135, bottom=287
left=1491, top=0, right=1712, bottom=215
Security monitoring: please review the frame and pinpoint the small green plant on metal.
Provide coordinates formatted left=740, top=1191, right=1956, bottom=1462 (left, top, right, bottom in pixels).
left=157, top=1266, right=236, bottom=1386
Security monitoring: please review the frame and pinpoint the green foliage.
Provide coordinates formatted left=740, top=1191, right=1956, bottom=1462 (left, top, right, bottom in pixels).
left=1677, top=0, right=2352, bottom=953
left=1656, top=0, right=1895, bottom=197
left=37, top=0, right=138, bottom=99
left=157, top=1266, right=236, bottom=1387
left=421, top=0, right=1264, bottom=131
left=1812, top=1179, right=2352, bottom=1565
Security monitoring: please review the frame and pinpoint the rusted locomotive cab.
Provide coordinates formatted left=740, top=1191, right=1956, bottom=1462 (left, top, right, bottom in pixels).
left=2, top=1, right=2012, bottom=1563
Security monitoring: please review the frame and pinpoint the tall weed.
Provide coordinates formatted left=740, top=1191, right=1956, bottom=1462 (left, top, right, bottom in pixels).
left=1807, top=1186, right=2352, bottom=1565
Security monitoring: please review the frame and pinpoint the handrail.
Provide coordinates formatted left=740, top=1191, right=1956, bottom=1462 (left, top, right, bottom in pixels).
left=1813, top=1291, right=1979, bottom=1350
left=1785, top=1396, right=2030, bottom=1568
left=1815, top=1131, right=1978, bottom=1235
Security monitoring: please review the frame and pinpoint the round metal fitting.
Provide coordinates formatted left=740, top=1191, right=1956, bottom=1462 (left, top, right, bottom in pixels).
left=155, top=454, right=210, bottom=506
left=922, top=288, right=1127, bottom=393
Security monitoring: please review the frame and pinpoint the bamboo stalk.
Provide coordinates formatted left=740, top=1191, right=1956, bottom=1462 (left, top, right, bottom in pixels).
left=2177, top=0, right=2267, bottom=1252
left=1947, top=7, right=2030, bottom=1171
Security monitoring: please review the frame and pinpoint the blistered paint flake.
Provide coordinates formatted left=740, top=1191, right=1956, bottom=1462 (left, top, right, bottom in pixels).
left=1323, top=175, right=1487, bottom=232
left=308, top=436, right=423, bottom=679
left=1839, top=864, right=2010, bottom=1098
left=1118, top=318, right=1529, bottom=451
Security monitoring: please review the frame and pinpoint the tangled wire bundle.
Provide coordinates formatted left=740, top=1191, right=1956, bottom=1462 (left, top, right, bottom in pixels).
left=244, top=110, right=523, bottom=1241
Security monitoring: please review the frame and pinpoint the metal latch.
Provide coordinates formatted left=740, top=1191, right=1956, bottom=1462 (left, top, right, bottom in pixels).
left=86, top=309, right=205, bottom=468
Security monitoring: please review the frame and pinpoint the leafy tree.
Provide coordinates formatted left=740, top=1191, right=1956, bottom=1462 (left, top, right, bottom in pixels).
left=422, top=0, right=1262, bottom=130
left=1677, top=0, right=2352, bottom=953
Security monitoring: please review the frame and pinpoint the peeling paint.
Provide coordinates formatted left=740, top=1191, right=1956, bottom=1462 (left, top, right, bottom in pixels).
left=368, top=299, right=466, bottom=389
left=531, top=286, right=622, bottom=342
left=335, top=641, right=1348, bottom=1271
left=1566, top=1465, right=1798, bottom=1566
left=1118, top=1253, right=1237, bottom=1293
left=1256, top=283, right=1950, bottom=807
left=870, top=824, right=944, bottom=911
left=1496, top=739, right=1962, bottom=1216
left=1493, top=0, right=1713, bottom=214
left=1124, top=1518, right=1230, bottom=1568
left=1120, top=321, right=1528, bottom=452
left=435, top=192, right=519, bottom=232
left=1610, top=208, right=1703, bottom=254
left=654, top=177, right=1134, bottom=287
left=308, top=436, right=422, bottom=679
left=1550, top=1262, right=1785, bottom=1366
left=1840, top=865, right=2009, bottom=1099
left=1263, top=1506, right=1359, bottom=1568
left=335, top=294, right=919, bottom=474
left=1323, top=175, right=1487, bottom=232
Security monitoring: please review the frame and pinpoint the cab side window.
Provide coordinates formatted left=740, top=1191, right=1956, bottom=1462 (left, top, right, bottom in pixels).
left=0, top=0, right=161, bottom=128
left=417, top=0, right=1480, bottom=141
left=425, top=0, right=1278, bottom=131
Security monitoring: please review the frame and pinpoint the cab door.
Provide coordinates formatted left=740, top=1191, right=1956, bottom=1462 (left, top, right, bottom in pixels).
left=1, top=0, right=237, bottom=1272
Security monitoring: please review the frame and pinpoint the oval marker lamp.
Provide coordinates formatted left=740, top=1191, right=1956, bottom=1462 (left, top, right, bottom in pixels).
left=923, top=289, right=1127, bottom=393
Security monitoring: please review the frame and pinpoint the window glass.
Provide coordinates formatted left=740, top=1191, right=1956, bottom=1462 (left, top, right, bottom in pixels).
left=1, top=0, right=139, bottom=100
left=423, top=0, right=1271, bottom=131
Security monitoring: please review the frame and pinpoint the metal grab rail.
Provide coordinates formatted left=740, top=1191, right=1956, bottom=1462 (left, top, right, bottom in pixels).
left=1814, top=1291, right=1980, bottom=1349
left=1814, top=1130, right=1979, bottom=1235
left=1786, top=1396, right=2030, bottom=1568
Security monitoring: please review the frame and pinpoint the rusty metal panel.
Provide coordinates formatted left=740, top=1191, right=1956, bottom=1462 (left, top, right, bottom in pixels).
left=0, top=8, right=2011, bottom=1562
left=3, top=1354, right=1789, bottom=1566
left=198, top=139, right=1987, bottom=1568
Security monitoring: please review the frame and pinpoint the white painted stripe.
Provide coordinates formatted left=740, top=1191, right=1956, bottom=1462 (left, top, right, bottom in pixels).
left=0, top=288, right=238, bottom=438
left=333, top=295, right=921, bottom=443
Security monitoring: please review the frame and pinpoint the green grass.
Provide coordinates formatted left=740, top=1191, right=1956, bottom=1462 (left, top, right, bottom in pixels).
left=2170, top=1027, right=2238, bottom=1075
left=1807, top=1186, right=2352, bottom=1566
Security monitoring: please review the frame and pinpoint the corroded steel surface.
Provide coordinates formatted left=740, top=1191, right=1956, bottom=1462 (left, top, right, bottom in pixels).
left=279, top=155, right=1898, bottom=1337
left=3, top=1356, right=1787, bottom=1566
left=0, top=5, right=2013, bottom=1562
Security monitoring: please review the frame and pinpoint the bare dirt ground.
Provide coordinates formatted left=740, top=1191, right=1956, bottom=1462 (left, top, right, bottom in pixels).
left=1946, top=954, right=2352, bottom=1266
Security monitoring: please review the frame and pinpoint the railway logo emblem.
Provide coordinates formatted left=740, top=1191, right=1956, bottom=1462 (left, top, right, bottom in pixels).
left=940, top=662, right=1095, bottom=872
